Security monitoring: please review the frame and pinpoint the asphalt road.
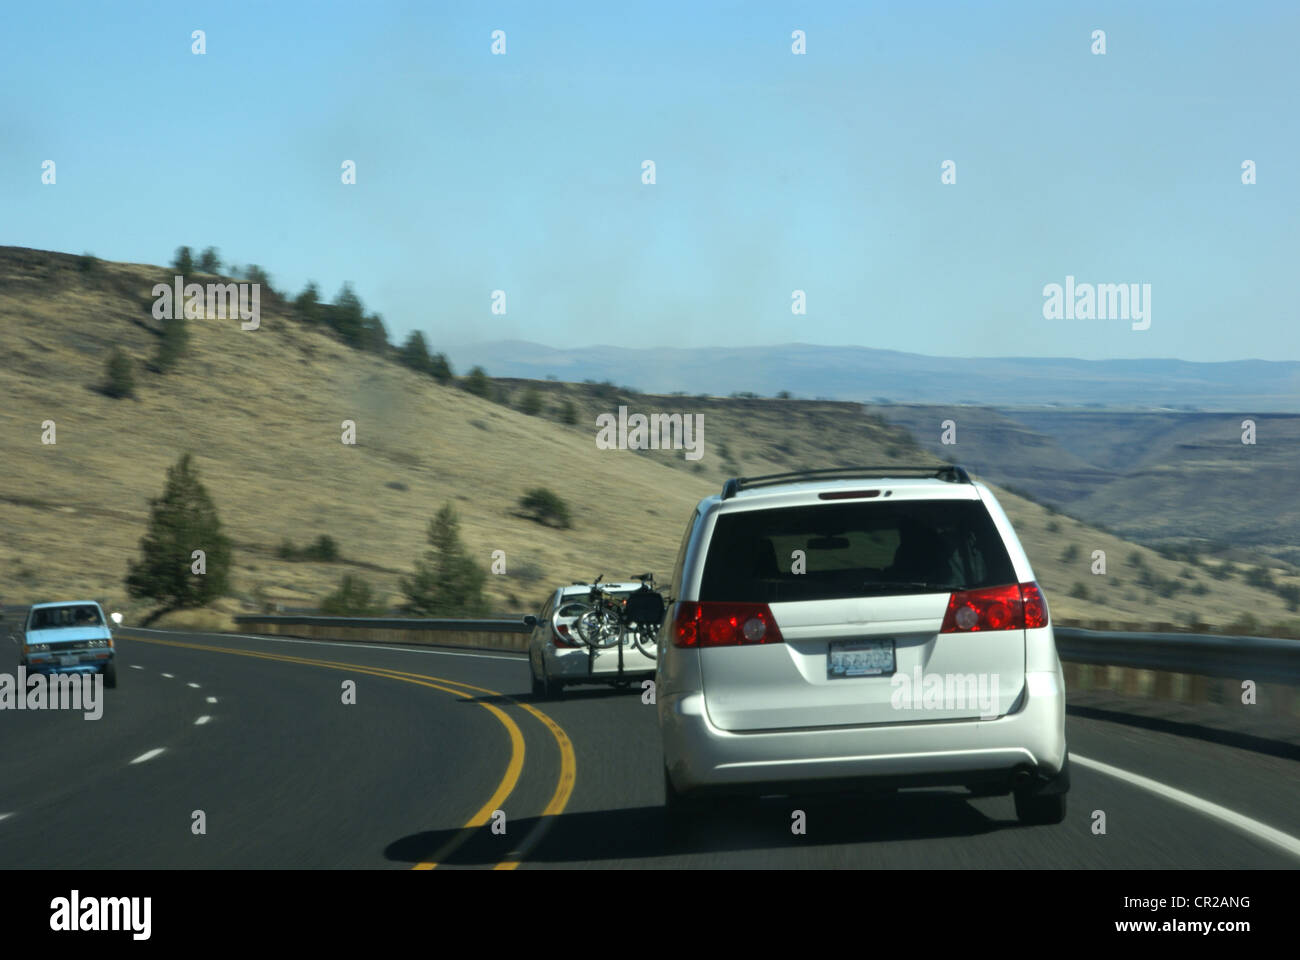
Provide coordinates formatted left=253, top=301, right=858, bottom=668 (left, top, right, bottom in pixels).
left=1, top=624, right=1297, bottom=869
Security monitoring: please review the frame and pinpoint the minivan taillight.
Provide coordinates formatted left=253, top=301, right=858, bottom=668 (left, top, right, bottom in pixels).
left=671, top=602, right=785, bottom=647
left=940, top=582, right=1049, bottom=633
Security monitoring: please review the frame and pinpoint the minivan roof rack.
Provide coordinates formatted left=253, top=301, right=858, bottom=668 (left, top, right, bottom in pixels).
left=720, top=464, right=971, bottom=500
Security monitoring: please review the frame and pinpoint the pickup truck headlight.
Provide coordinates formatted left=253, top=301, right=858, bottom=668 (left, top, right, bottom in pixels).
left=24, top=643, right=50, bottom=653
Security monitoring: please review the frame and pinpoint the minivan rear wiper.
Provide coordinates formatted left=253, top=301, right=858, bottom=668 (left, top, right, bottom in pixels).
left=859, top=580, right=950, bottom=593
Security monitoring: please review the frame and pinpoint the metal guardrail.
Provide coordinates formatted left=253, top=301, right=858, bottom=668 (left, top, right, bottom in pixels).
left=228, top=613, right=533, bottom=653
left=231, top=615, right=530, bottom=634
left=1054, top=627, right=1300, bottom=685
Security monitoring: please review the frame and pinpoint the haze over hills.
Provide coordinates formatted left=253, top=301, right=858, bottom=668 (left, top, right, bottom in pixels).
left=870, top=406, right=1300, bottom=570
left=445, top=340, right=1300, bottom=411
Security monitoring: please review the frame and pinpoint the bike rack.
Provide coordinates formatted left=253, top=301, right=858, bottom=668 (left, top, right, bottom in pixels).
left=581, top=577, right=664, bottom=685
left=585, top=614, right=630, bottom=681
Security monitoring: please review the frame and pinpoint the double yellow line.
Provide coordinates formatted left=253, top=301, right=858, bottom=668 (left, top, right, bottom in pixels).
left=129, top=634, right=576, bottom=870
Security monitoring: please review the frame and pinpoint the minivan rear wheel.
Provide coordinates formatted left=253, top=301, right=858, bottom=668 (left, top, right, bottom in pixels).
left=663, top=766, right=700, bottom=820
left=1014, top=789, right=1066, bottom=825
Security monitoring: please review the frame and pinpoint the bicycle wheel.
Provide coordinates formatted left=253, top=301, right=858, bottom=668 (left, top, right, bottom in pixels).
left=575, top=603, right=622, bottom=648
left=628, top=623, right=659, bottom=658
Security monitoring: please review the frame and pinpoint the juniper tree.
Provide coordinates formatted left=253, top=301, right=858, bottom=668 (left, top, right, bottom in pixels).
left=125, top=454, right=232, bottom=623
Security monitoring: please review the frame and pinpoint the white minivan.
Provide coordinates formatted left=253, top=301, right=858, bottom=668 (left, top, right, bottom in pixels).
left=657, top=466, right=1068, bottom=826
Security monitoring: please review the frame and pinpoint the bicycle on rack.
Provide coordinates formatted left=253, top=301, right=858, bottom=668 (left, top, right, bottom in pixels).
left=564, top=575, right=624, bottom=650
left=620, top=573, right=666, bottom=658
left=558, top=573, right=666, bottom=660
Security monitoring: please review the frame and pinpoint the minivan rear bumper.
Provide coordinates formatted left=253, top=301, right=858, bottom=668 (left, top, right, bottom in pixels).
left=662, top=669, right=1066, bottom=795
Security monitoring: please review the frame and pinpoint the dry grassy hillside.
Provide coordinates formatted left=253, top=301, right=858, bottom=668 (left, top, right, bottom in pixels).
left=2, top=247, right=1296, bottom=636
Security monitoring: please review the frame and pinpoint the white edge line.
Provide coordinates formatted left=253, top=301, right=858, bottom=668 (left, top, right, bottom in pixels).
left=1073, top=753, right=1300, bottom=860
left=129, top=748, right=166, bottom=765
left=194, top=715, right=211, bottom=725
left=123, top=626, right=527, bottom=661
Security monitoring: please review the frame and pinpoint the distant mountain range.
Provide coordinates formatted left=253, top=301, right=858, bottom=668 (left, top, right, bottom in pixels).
left=444, top=341, right=1300, bottom=411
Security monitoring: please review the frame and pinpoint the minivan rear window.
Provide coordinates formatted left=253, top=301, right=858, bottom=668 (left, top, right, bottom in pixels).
left=699, top=500, right=1016, bottom=603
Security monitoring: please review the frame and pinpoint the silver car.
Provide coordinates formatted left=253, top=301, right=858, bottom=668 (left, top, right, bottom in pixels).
left=526, top=582, right=657, bottom=697
left=656, top=466, right=1068, bottom=826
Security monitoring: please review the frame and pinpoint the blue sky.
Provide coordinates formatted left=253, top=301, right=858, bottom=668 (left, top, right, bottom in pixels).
left=3, top=0, right=1297, bottom=362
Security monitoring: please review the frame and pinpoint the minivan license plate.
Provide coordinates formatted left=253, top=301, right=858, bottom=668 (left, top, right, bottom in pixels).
left=828, top=638, right=894, bottom=678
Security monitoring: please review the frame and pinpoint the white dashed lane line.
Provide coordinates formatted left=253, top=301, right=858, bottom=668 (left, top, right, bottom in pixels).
left=130, top=665, right=143, bottom=670
left=205, top=697, right=217, bottom=704
left=194, top=716, right=211, bottom=726
left=0, top=813, right=12, bottom=823
left=187, top=682, right=200, bottom=688
left=161, top=673, right=174, bottom=678
left=129, top=748, right=166, bottom=765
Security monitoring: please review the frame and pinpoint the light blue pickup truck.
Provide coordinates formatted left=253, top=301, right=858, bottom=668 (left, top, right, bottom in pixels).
left=19, top=601, right=118, bottom=688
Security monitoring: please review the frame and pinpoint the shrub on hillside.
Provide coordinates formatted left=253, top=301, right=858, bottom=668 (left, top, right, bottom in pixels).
left=152, top=315, right=189, bottom=372
left=244, top=264, right=273, bottom=293
left=278, top=535, right=341, bottom=562
left=1224, top=613, right=1260, bottom=636
left=1245, top=564, right=1276, bottom=590
left=103, top=347, right=135, bottom=398
left=198, top=247, right=222, bottom=273
left=429, top=352, right=453, bottom=384
left=360, top=313, right=388, bottom=352
left=399, top=331, right=433, bottom=374
left=320, top=574, right=383, bottom=616
left=462, top=366, right=492, bottom=398
left=294, top=282, right=322, bottom=325
left=518, top=488, right=572, bottom=529
left=584, top=379, right=619, bottom=401
left=329, top=283, right=366, bottom=346
left=518, top=387, right=543, bottom=416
